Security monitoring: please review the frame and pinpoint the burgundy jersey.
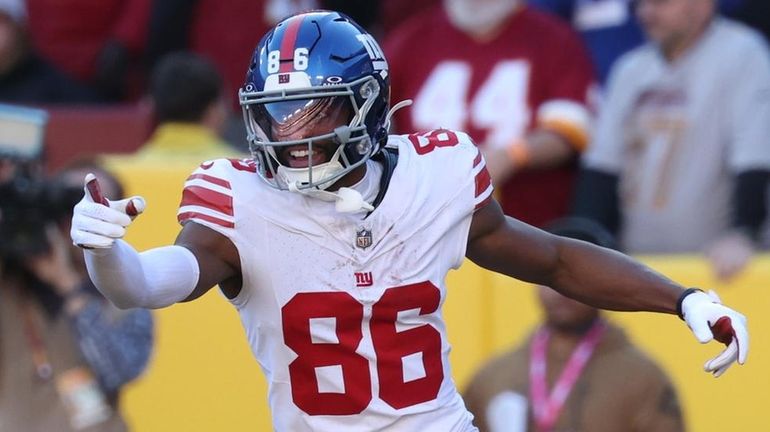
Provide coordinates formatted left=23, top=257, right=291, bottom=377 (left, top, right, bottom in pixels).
left=380, top=0, right=441, bottom=36
left=384, top=5, right=595, bottom=226
left=189, top=0, right=269, bottom=108
left=27, top=0, right=151, bottom=82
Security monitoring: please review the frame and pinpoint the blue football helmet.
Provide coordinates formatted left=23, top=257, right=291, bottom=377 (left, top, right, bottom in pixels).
left=239, top=11, right=390, bottom=191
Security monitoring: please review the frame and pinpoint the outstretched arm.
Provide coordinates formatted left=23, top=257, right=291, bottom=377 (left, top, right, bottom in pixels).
left=466, top=199, right=682, bottom=313
left=72, top=175, right=238, bottom=309
left=466, top=199, right=748, bottom=376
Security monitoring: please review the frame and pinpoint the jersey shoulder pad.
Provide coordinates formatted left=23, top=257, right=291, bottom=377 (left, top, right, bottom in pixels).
left=176, top=158, right=255, bottom=228
left=394, top=129, right=493, bottom=210
left=393, top=129, right=477, bottom=158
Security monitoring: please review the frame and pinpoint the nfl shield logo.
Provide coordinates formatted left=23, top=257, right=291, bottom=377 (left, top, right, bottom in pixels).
left=279, top=73, right=290, bottom=84
left=356, top=228, right=372, bottom=249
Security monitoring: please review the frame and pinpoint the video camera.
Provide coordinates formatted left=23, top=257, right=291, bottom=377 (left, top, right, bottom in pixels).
left=0, top=104, right=82, bottom=258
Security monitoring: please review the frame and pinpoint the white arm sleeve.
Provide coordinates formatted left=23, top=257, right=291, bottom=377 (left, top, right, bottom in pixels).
left=84, top=240, right=200, bottom=309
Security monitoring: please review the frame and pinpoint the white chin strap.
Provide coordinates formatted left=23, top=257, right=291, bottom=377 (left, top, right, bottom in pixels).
left=288, top=181, right=374, bottom=213
left=384, top=99, right=413, bottom=132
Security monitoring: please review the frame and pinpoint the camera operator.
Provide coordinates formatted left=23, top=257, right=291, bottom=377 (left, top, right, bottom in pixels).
left=0, top=158, right=154, bottom=432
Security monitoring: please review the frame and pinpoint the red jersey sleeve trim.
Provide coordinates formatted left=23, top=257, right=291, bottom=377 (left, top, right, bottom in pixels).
left=474, top=194, right=493, bottom=211
left=186, top=173, right=232, bottom=189
left=474, top=165, right=492, bottom=198
left=177, top=212, right=235, bottom=229
left=473, top=150, right=483, bottom=168
left=180, top=186, right=234, bottom=217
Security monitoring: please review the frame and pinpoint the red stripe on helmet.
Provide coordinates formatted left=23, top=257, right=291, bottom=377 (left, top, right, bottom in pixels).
left=279, top=16, right=304, bottom=72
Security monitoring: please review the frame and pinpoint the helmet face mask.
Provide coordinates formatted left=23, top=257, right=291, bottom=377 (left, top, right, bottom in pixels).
left=239, top=12, right=390, bottom=191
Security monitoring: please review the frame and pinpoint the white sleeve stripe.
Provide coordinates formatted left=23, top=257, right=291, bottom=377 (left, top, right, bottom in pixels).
left=474, top=184, right=494, bottom=205
left=471, top=158, right=487, bottom=177
left=184, top=178, right=233, bottom=196
left=177, top=205, right=235, bottom=222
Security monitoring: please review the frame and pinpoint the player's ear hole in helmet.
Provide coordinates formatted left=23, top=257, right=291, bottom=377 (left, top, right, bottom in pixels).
left=239, top=11, right=401, bottom=192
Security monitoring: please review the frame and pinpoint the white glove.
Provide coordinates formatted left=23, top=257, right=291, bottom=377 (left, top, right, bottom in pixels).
left=680, top=289, right=749, bottom=377
left=71, top=173, right=146, bottom=249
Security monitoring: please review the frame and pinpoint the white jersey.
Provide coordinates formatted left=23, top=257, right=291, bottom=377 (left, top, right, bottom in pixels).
left=583, top=18, right=770, bottom=253
left=177, top=130, right=493, bottom=431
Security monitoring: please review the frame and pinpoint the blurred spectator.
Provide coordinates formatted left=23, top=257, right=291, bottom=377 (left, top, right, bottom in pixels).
left=0, top=159, right=153, bottom=431
left=573, top=0, right=770, bottom=281
left=528, top=0, right=645, bottom=83
left=147, top=0, right=316, bottom=109
left=529, top=0, right=770, bottom=85
left=464, top=218, right=684, bottom=432
left=146, top=0, right=317, bottom=148
left=0, top=0, right=97, bottom=104
left=384, top=0, right=596, bottom=227
left=136, top=52, right=242, bottom=160
left=26, top=0, right=152, bottom=101
left=144, top=0, right=437, bottom=142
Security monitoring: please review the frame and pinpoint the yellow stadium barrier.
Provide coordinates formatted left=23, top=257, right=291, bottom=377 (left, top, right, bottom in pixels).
left=108, top=159, right=768, bottom=431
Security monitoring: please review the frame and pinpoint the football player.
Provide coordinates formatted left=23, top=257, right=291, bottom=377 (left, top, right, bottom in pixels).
left=71, top=11, right=748, bottom=432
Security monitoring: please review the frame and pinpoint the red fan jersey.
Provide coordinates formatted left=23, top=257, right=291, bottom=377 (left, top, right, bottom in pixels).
left=385, top=5, right=595, bottom=227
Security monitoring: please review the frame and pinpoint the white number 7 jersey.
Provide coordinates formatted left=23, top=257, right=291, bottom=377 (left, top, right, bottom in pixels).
left=177, top=130, right=492, bottom=431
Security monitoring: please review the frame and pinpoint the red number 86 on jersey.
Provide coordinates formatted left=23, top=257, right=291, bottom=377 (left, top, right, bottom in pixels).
left=281, top=281, right=444, bottom=415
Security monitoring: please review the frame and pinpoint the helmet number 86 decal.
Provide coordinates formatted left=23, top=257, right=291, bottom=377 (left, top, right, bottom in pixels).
left=267, top=48, right=309, bottom=73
